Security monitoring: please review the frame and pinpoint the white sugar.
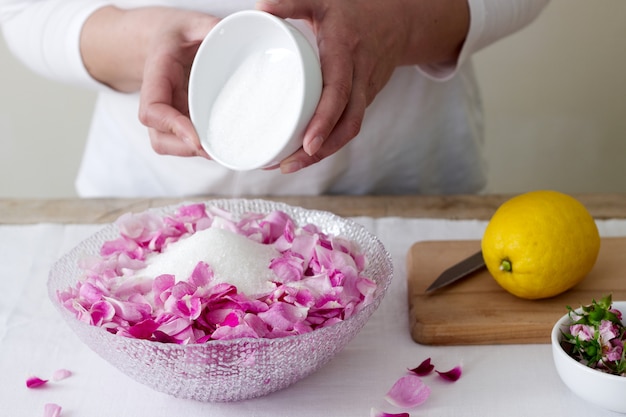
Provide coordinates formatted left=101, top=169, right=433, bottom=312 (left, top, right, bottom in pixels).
left=206, top=47, right=302, bottom=169
left=138, top=227, right=278, bottom=296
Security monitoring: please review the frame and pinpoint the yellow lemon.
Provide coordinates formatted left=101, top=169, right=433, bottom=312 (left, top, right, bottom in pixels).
left=481, top=190, right=600, bottom=300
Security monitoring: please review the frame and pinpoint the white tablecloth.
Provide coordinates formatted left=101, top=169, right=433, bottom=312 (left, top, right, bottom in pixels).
left=2, top=218, right=625, bottom=417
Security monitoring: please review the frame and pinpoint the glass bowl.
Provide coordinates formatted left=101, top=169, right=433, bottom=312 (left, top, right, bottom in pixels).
left=47, top=199, right=392, bottom=402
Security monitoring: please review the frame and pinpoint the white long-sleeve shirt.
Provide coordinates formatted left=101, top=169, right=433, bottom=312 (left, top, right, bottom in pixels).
left=0, top=0, right=549, bottom=197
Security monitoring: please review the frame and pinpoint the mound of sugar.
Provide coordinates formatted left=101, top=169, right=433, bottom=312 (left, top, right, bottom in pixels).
left=137, top=227, right=278, bottom=296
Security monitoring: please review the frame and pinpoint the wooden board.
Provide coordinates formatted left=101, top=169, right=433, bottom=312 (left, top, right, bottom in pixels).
left=407, top=237, right=626, bottom=345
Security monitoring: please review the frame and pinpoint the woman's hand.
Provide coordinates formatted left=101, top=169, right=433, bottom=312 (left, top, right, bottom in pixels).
left=255, top=0, right=470, bottom=173
left=80, top=6, right=219, bottom=157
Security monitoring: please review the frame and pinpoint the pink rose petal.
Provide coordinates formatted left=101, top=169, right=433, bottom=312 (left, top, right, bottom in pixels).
left=127, top=319, right=160, bottom=339
left=257, top=302, right=308, bottom=331
left=269, top=256, right=304, bottom=283
left=52, top=369, right=72, bottom=381
left=43, top=403, right=62, bottom=417
left=26, top=376, right=48, bottom=388
left=370, top=409, right=410, bottom=417
left=89, top=300, right=115, bottom=326
left=58, top=205, right=376, bottom=344
left=436, top=365, right=463, bottom=382
left=409, top=357, right=435, bottom=376
left=384, top=374, right=431, bottom=408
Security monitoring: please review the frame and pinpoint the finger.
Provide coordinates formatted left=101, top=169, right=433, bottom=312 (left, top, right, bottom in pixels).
left=300, top=18, right=358, bottom=155
left=279, top=113, right=362, bottom=174
left=139, top=44, right=201, bottom=147
left=280, top=95, right=366, bottom=173
left=139, top=85, right=202, bottom=148
left=302, top=49, right=353, bottom=155
left=148, top=127, right=210, bottom=158
left=139, top=55, right=203, bottom=155
left=280, top=63, right=368, bottom=173
left=181, top=14, right=219, bottom=43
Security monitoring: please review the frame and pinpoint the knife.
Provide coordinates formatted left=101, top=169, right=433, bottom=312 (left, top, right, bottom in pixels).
left=425, top=250, right=486, bottom=293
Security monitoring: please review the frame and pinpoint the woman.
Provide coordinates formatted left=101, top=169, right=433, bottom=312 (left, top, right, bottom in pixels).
left=0, top=0, right=549, bottom=197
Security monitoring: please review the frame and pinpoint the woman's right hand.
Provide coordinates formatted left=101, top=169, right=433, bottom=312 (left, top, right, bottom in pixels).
left=80, top=6, right=219, bottom=158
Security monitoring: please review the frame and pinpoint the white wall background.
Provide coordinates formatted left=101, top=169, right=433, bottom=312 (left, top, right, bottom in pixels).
left=475, top=0, right=626, bottom=194
left=1, top=0, right=625, bottom=198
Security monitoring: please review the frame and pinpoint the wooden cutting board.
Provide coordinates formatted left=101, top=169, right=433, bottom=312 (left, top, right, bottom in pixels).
left=407, top=237, right=626, bottom=346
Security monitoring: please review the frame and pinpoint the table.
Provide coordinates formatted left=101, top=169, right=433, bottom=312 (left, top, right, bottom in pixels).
left=2, top=194, right=626, bottom=417
left=2, top=194, right=626, bottom=223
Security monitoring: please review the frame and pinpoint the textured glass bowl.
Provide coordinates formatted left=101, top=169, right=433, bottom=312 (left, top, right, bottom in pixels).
left=48, top=199, right=393, bottom=402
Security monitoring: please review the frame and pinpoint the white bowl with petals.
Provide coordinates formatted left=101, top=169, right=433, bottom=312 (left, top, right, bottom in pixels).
left=552, top=301, right=626, bottom=413
left=48, top=199, right=392, bottom=402
left=188, top=11, right=322, bottom=171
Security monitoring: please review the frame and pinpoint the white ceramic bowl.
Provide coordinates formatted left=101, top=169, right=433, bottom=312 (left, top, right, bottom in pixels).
left=48, top=199, right=393, bottom=402
left=552, top=300, right=626, bottom=413
left=188, top=11, right=322, bottom=170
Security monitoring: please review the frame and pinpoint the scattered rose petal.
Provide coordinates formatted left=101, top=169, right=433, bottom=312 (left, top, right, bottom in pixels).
left=43, top=403, right=62, bottom=417
left=409, top=357, right=434, bottom=376
left=384, top=374, right=431, bottom=408
left=436, top=365, right=462, bottom=382
left=370, top=408, right=410, bottom=417
left=52, top=369, right=72, bottom=381
left=26, top=376, right=48, bottom=388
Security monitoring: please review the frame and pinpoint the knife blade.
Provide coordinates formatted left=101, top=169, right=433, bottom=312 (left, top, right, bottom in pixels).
left=425, top=250, right=486, bottom=293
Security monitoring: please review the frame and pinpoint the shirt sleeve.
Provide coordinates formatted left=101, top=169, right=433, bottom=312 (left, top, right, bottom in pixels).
left=0, top=0, right=110, bottom=89
left=419, top=0, right=551, bottom=81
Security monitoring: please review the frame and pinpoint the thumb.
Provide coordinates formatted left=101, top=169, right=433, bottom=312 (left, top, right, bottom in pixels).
left=183, top=14, right=220, bottom=43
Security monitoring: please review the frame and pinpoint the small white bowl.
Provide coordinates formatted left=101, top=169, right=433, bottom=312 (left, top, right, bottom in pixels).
left=552, top=301, right=626, bottom=413
left=188, top=11, right=322, bottom=170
